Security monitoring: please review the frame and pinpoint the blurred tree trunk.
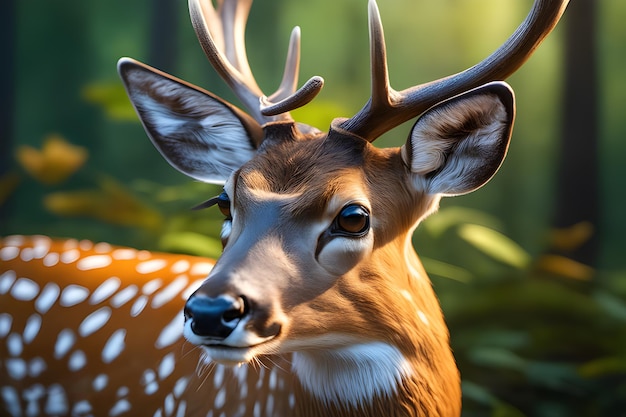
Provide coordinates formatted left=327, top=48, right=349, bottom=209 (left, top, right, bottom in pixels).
left=148, top=0, right=179, bottom=73
left=551, top=0, right=599, bottom=266
left=0, top=0, right=16, bottom=228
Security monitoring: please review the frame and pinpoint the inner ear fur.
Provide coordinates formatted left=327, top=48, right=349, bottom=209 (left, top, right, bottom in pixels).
left=402, top=82, right=515, bottom=196
left=118, top=57, right=263, bottom=184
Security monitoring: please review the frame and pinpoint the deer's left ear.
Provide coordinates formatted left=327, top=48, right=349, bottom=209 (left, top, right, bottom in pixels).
left=401, top=82, right=515, bottom=196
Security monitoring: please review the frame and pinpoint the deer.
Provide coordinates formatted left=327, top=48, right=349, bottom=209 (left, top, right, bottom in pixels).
left=1, top=0, right=568, bottom=416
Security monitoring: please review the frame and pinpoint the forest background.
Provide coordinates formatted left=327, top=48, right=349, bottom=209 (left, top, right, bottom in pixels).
left=1, top=0, right=625, bottom=416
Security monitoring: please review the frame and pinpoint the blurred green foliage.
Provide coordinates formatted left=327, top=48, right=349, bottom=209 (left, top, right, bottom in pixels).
left=2, top=0, right=626, bottom=415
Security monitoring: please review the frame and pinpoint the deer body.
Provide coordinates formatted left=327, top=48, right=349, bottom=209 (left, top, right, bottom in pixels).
left=1, top=0, right=568, bottom=415
left=1, top=235, right=452, bottom=416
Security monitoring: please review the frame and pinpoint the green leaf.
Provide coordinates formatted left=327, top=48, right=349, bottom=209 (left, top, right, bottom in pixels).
left=158, top=232, right=223, bottom=258
left=457, top=224, right=531, bottom=269
left=593, top=290, right=626, bottom=322
left=421, top=257, right=474, bottom=282
left=82, top=82, right=138, bottom=121
left=579, top=356, right=626, bottom=378
left=467, top=347, right=526, bottom=371
left=422, top=206, right=503, bottom=237
left=462, top=380, right=499, bottom=406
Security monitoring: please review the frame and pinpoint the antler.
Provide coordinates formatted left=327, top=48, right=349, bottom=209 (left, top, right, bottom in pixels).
left=337, top=0, right=570, bottom=142
left=189, top=0, right=324, bottom=125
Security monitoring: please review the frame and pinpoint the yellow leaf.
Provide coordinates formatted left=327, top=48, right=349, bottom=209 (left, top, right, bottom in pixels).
left=43, top=177, right=163, bottom=231
left=535, top=254, right=594, bottom=281
left=15, top=134, right=88, bottom=185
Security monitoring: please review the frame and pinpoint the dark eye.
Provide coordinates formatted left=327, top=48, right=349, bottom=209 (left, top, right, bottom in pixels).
left=334, top=204, right=370, bottom=236
left=216, top=191, right=231, bottom=219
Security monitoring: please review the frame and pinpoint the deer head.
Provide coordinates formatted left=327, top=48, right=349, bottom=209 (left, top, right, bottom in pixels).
left=118, top=0, right=568, bottom=414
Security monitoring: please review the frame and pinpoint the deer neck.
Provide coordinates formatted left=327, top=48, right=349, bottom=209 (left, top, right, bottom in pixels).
left=289, top=238, right=461, bottom=417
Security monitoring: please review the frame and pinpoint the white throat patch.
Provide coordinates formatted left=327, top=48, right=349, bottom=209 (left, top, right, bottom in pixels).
left=291, top=342, right=413, bottom=408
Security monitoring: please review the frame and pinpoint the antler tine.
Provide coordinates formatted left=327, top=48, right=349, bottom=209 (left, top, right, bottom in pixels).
left=189, top=0, right=324, bottom=124
left=190, top=0, right=264, bottom=121
left=339, top=0, right=570, bottom=142
left=368, top=0, right=393, bottom=110
left=261, top=27, right=325, bottom=117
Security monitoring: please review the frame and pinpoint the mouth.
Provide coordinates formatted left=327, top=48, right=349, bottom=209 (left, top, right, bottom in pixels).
left=183, top=319, right=279, bottom=365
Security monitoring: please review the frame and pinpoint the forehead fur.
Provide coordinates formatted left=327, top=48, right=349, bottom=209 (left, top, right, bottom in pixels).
left=237, top=135, right=371, bottom=216
left=242, top=136, right=366, bottom=191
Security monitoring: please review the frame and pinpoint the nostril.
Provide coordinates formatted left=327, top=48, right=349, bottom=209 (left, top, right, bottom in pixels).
left=222, top=296, right=247, bottom=323
left=184, top=294, right=249, bottom=339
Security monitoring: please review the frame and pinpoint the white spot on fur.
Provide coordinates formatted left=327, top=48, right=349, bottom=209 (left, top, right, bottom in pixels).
left=43, top=252, right=59, bottom=267
left=60, top=285, right=89, bottom=307
left=158, top=352, right=175, bottom=380
left=54, top=329, right=76, bottom=359
left=164, top=393, right=175, bottom=416
left=90, top=277, right=122, bottom=305
left=20, top=247, right=34, bottom=262
left=112, top=248, right=137, bottom=260
left=60, top=249, right=81, bottom=264
left=142, top=278, right=163, bottom=295
left=28, top=357, right=47, bottom=377
left=79, top=240, right=93, bottom=251
left=110, top=285, right=139, bottom=308
left=109, top=399, right=131, bottom=416
left=0, top=313, right=13, bottom=338
left=35, top=283, right=60, bottom=314
left=23, top=383, right=45, bottom=415
left=136, top=259, right=167, bottom=275
left=175, top=400, right=187, bottom=417
left=145, top=381, right=159, bottom=395
left=170, top=260, right=189, bottom=274
left=10, top=278, right=40, bottom=301
left=151, top=275, right=188, bottom=309
left=5, top=353, right=23, bottom=379
left=173, top=377, right=189, bottom=398
left=155, top=313, right=182, bottom=349
left=117, top=386, right=129, bottom=398
left=79, top=307, right=112, bottom=337
left=215, top=387, right=226, bottom=409
left=418, top=310, right=430, bottom=326
left=102, top=329, right=126, bottom=363
left=190, top=262, right=214, bottom=276
left=0, top=270, right=16, bottom=294
left=0, top=246, right=19, bottom=261
left=72, top=400, right=93, bottom=415
left=94, top=242, right=113, bottom=253
left=77, top=254, right=113, bottom=271
left=31, top=237, right=51, bottom=259
left=23, top=314, right=42, bottom=344
left=1, top=386, right=21, bottom=416
left=213, top=364, right=225, bottom=387
left=68, top=349, right=87, bottom=371
left=93, top=374, right=109, bottom=392
left=7, top=333, right=22, bottom=356
left=131, top=295, right=149, bottom=317
left=45, top=384, right=69, bottom=415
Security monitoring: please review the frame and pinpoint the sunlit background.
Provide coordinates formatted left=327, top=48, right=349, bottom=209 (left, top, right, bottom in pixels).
left=2, top=0, right=625, bottom=415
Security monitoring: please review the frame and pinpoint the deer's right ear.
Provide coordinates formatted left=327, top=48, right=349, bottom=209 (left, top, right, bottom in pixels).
left=118, top=58, right=263, bottom=184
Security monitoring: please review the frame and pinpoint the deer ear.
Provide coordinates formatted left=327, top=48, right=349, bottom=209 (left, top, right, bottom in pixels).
left=402, top=82, right=515, bottom=196
left=118, top=58, right=264, bottom=184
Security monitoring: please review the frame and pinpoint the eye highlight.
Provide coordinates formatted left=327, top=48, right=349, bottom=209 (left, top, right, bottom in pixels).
left=333, top=204, right=370, bottom=236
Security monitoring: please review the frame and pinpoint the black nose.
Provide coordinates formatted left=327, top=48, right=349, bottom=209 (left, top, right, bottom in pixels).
left=184, top=294, right=248, bottom=339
